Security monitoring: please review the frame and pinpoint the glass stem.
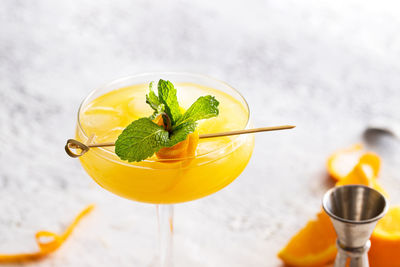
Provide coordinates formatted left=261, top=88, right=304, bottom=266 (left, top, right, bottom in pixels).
left=156, top=204, right=174, bottom=267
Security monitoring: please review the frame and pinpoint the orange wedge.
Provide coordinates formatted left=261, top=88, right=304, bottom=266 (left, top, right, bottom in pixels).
left=278, top=211, right=337, bottom=266
left=336, top=164, right=372, bottom=186
left=359, top=153, right=381, bottom=178
left=327, top=144, right=381, bottom=182
left=336, top=161, right=387, bottom=198
left=327, top=144, right=363, bottom=181
left=369, top=206, right=400, bottom=267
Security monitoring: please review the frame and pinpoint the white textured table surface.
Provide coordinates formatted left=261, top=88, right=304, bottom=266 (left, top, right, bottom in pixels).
left=1, top=1, right=400, bottom=266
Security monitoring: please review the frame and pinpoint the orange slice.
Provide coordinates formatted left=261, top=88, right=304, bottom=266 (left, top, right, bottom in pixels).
left=278, top=211, right=337, bottom=267
left=0, top=204, right=94, bottom=263
left=327, top=144, right=363, bottom=181
left=336, top=163, right=372, bottom=186
left=359, top=153, right=381, bottom=179
left=336, top=162, right=387, bottom=198
left=327, top=144, right=381, bottom=182
left=369, top=206, right=400, bottom=267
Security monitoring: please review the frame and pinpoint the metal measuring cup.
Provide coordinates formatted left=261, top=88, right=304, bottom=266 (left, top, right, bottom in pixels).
left=322, top=185, right=388, bottom=267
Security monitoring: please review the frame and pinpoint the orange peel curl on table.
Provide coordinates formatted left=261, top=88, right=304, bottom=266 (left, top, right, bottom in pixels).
left=0, top=204, right=95, bottom=263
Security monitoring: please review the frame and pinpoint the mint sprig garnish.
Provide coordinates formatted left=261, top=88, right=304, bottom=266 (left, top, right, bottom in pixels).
left=174, top=95, right=219, bottom=128
left=115, top=118, right=169, bottom=162
left=168, top=122, right=197, bottom=146
left=157, top=79, right=181, bottom=124
left=146, top=82, right=164, bottom=119
left=115, top=79, right=219, bottom=162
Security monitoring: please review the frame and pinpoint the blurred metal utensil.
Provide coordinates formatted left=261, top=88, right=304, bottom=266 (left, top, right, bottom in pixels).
left=364, top=116, right=400, bottom=140
left=322, top=185, right=388, bottom=267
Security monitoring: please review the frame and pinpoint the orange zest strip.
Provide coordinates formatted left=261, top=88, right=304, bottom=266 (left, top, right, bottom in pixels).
left=0, top=204, right=95, bottom=263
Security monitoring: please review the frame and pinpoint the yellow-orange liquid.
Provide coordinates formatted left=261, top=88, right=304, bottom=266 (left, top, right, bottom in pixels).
left=77, top=83, right=254, bottom=204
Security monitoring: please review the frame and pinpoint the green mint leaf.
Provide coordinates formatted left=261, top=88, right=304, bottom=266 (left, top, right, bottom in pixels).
left=175, top=95, right=219, bottom=127
left=115, top=118, right=169, bottom=162
left=146, top=82, right=162, bottom=110
left=167, top=122, right=197, bottom=147
left=146, top=82, right=165, bottom=119
left=115, top=80, right=220, bottom=162
left=158, top=79, right=181, bottom=125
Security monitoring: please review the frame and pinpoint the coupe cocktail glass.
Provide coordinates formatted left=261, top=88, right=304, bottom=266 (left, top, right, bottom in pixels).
left=75, top=73, right=254, bottom=266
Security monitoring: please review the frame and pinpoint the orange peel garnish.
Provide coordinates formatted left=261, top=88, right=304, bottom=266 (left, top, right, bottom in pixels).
left=0, top=204, right=94, bottom=263
left=327, top=144, right=381, bottom=181
left=153, top=113, right=199, bottom=161
left=156, top=131, right=199, bottom=160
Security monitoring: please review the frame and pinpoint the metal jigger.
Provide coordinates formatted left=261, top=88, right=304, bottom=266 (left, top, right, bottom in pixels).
left=322, top=185, right=388, bottom=267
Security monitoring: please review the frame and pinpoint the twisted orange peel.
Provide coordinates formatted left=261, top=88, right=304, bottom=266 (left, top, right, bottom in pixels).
left=0, top=204, right=94, bottom=263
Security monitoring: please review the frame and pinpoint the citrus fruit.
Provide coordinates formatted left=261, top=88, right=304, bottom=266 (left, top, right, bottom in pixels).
left=278, top=211, right=337, bottom=266
left=327, top=144, right=380, bottom=182
left=153, top=114, right=199, bottom=160
left=369, top=206, right=400, bottom=267
left=156, top=131, right=199, bottom=160
left=279, top=153, right=386, bottom=267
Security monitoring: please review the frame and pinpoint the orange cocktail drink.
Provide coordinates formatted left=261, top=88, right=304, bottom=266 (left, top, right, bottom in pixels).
left=76, top=75, right=254, bottom=204
left=73, top=73, right=254, bottom=267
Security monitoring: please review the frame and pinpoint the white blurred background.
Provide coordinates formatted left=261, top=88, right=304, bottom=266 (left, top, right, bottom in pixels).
left=1, top=0, right=400, bottom=266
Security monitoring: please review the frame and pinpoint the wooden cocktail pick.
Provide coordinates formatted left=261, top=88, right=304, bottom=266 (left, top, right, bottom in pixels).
left=65, top=125, right=295, bottom=158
